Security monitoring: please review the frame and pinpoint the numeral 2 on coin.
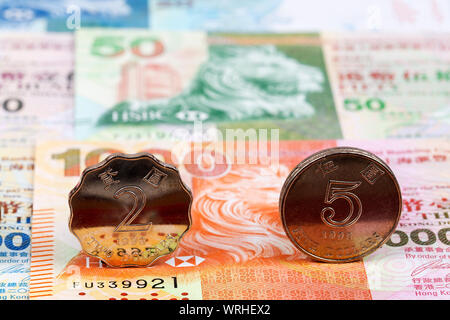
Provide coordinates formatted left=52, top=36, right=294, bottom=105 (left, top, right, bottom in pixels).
left=114, top=186, right=150, bottom=232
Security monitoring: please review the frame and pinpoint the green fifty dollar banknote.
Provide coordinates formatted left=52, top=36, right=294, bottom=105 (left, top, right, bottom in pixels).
left=75, top=29, right=342, bottom=141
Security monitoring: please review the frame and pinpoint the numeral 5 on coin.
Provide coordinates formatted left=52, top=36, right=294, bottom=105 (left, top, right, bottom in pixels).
left=321, top=180, right=362, bottom=228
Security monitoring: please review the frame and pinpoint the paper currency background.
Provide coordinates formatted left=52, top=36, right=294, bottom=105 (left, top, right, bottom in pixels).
left=0, top=0, right=449, bottom=300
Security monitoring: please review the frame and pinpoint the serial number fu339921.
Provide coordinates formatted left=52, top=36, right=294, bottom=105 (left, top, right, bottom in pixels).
left=72, top=277, right=178, bottom=289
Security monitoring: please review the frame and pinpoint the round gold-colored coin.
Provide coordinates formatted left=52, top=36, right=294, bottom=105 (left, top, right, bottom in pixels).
left=69, top=153, right=192, bottom=267
left=280, top=147, right=402, bottom=262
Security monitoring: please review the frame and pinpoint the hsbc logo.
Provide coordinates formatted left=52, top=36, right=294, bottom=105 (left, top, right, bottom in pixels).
left=165, top=256, right=205, bottom=267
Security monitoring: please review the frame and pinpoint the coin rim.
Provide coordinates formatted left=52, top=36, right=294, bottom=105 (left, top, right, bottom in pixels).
left=279, top=146, right=402, bottom=263
left=68, top=152, right=193, bottom=268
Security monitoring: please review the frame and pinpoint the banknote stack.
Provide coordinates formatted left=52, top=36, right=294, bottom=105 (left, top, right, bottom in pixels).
left=0, top=0, right=449, bottom=301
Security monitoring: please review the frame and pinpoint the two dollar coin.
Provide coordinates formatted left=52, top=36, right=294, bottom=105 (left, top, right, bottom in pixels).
left=280, top=147, right=402, bottom=262
left=69, top=153, right=192, bottom=267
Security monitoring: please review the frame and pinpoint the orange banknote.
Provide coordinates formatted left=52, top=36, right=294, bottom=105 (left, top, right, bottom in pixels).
left=30, top=139, right=450, bottom=299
